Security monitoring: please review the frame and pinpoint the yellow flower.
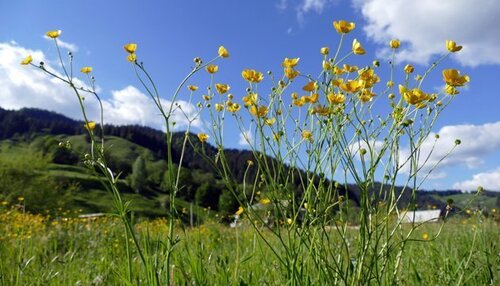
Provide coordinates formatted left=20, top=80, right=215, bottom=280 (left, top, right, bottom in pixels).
left=333, top=20, right=355, bottom=34
left=293, top=98, right=306, bottom=107
left=284, top=67, right=300, bottom=79
left=215, top=103, right=224, bottom=112
left=247, top=160, right=254, bottom=166
left=442, top=69, right=469, bottom=87
left=333, top=66, right=344, bottom=75
left=312, top=105, right=331, bottom=116
left=84, top=121, right=96, bottom=131
left=399, top=85, right=430, bottom=106
left=302, top=130, right=313, bottom=141
left=286, top=218, right=293, bottom=225
left=127, top=54, right=137, bottom=62
left=339, top=80, right=362, bottom=93
left=123, top=43, right=137, bottom=54
left=359, top=89, right=376, bottom=103
left=243, top=93, right=258, bottom=106
left=343, top=64, right=358, bottom=73
left=197, top=133, right=209, bottom=143
left=260, top=198, right=271, bottom=205
left=352, top=39, right=366, bottom=55
left=21, top=55, right=32, bottom=65
left=215, top=83, right=230, bottom=94
left=46, top=30, right=62, bottom=39
left=206, top=64, right=219, bottom=74
left=446, top=40, right=462, bottom=52
left=218, top=46, right=229, bottom=58
left=302, top=93, right=319, bottom=104
left=389, top=39, right=400, bottom=49
left=203, top=95, right=211, bottom=101
left=358, top=68, right=380, bottom=88
left=249, top=105, right=268, bottom=117
left=422, top=233, right=429, bottom=240
left=327, top=93, right=345, bottom=104
left=187, top=85, right=198, bottom=91
left=265, top=118, right=276, bottom=125
left=242, top=69, right=264, bottom=83
left=226, top=102, right=241, bottom=113
left=235, top=206, right=244, bottom=215
left=444, top=85, right=459, bottom=95
left=17, top=196, right=24, bottom=201
left=320, top=47, right=329, bottom=55
left=80, top=66, right=92, bottom=74
left=322, top=60, right=331, bottom=70
left=282, top=57, right=300, bottom=68
left=404, top=64, right=414, bottom=73
left=302, top=81, right=317, bottom=92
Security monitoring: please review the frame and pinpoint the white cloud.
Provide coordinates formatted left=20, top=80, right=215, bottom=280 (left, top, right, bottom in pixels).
left=0, top=42, right=202, bottom=132
left=43, top=35, right=79, bottom=52
left=453, top=168, right=500, bottom=192
left=399, top=122, right=500, bottom=178
left=238, top=128, right=253, bottom=147
left=295, top=0, right=337, bottom=23
left=354, top=0, right=500, bottom=66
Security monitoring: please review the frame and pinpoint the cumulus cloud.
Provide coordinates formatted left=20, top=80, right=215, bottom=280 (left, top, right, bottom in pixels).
left=453, top=168, right=500, bottom=192
left=0, top=41, right=202, bottom=132
left=238, top=128, right=253, bottom=147
left=399, top=122, right=500, bottom=178
left=43, top=35, right=79, bottom=52
left=354, top=0, right=500, bottom=66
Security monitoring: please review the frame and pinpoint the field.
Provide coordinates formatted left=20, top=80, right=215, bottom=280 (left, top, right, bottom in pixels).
left=0, top=205, right=498, bottom=285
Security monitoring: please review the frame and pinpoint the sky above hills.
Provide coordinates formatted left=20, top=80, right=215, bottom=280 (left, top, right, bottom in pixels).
left=1, top=0, right=499, bottom=191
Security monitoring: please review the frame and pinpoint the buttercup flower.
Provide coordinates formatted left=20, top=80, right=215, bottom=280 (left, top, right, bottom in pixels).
left=123, top=43, right=137, bottom=54
left=235, top=206, right=244, bottom=215
left=339, top=80, right=362, bottom=93
left=442, top=69, right=469, bottom=87
left=249, top=105, right=268, bottom=117
left=265, top=118, right=276, bottom=125
left=197, top=133, right=209, bottom=143
left=215, top=103, right=224, bottom=112
left=243, top=93, right=258, bottom=106
left=80, top=67, right=92, bottom=74
left=312, top=105, right=331, bottom=116
left=389, top=39, right=400, bottom=49
left=359, top=89, right=376, bottom=103
left=282, top=58, right=300, bottom=68
left=422, top=233, right=429, bottom=240
left=352, top=39, right=366, bottom=55
left=215, top=83, right=230, bottom=94
left=226, top=102, right=241, bottom=113
left=218, top=46, right=229, bottom=58
left=21, top=55, right=33, bottom=65
left=404, top=64, right=414, bottom=74
left=320, top=47, right=329, bottom=55
left=327, top=93, right=345, bottom=104
left=333, top=20, right=355, bottom=34
left=127, top=54, right=137, bottom=62
left=302, top=93, right=319, bottom=104
left=399, top=85, right=430, bottom=107
left=242, top=69, right=264, bottom=83
left=302, top=130, right=313, bottom=141
left=84, top=121, right=96, bottom=131
left=46, top=30, right=62, bottom=39
left=187, top=85, right=198, bottom=91
left=446, top=40, right=462, bottom=52
left=284, top=67, right=300, bottom=79
left=444, top=85, right=459, bottom=95
left=343, top=64, right=358, bottom=73
left=302, top=81, right=317, bottom=92
left=206, top=64, right=219, bottom=74
left=260, top=198, right=271, bottom=205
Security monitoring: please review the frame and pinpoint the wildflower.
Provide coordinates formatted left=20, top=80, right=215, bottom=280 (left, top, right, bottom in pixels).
left=442, top=69, right=469, bottom=87
left=127, top=54, right=137, bottom=62
left=215, top=103, right=224, bottom=112
left=235, top=206, right=244, bottom=215
left=17, top=196, right=24, bottom=202
left=215, top=83, right=230, bottom=94
left=352, top=39, right=366, bottom=55
left=249, top=105, right=268, bottom=117
left=187, top=85, right=198, bottom=91
left=387, top=81, right=394, bottom=88
left=312, top=105, right=331, bottom=116
left=247, top=160, right=254, bottom=166
left=293, top=98, right=306, bottom=107
left=286, top=218, right=293, bottom=225
left=422, top=233, right=429, bottom=240
left=343, top=64, right=358, bottom=73
left=390, top=39, right=400, bottom=49
left=84, top=121, right=96, bottom=131
left=303, top=93, right=319, bottom=104
left=327, top=93, right=345, bottom=104
left=284, top=67, right=299, bottom=79
left=404, top=64, right=414, bottom=73
left=242, top=93, right=258, bottom=106
left=444, top=85, right=459, bottom=95
left=197, top=133, right=209, bottom=143
left=80, top=67, right=92, bottom=74
left=333, top=20, right=355, bottom=34
left=21, top=55, right=33, bottom=65
left=46, top=30, right=62, bottom=39
left=399, top=85, right=430, bottom=107
left=226, top=102, right=241, bottom=113
left=265, top=118, right=276, bottom=125
left=242, top=69, right=264, bottom=83
left=322, top=60, right=331, bottom=70
left=282, top=57, right=300, bottom=68
left=320, top=47, right=329, bottom=55
left=446, top=40, right=462, bottom=52
left=260, top=198, right=271, bottom=205
left=358, top=68, right=380, bottom=88
left=123, top=43, right=137, bottom=54
left=203, top=95, right=211, bottom=101
left=302, top=81, right=317, bottom=92
left=302, top=130, right=313, bottom=141
left=218, top=46, right=229, bottom=58
left=333, top=66, right=344, bottom=75
left=206, top=64, right=219, bottom=74
left=359, top=89, right=376, bottom=103
left=339, top=80, right=362, bottom=93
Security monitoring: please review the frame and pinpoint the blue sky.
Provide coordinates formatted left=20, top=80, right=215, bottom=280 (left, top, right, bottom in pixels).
left=1, top=0, right=499, bottom=191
